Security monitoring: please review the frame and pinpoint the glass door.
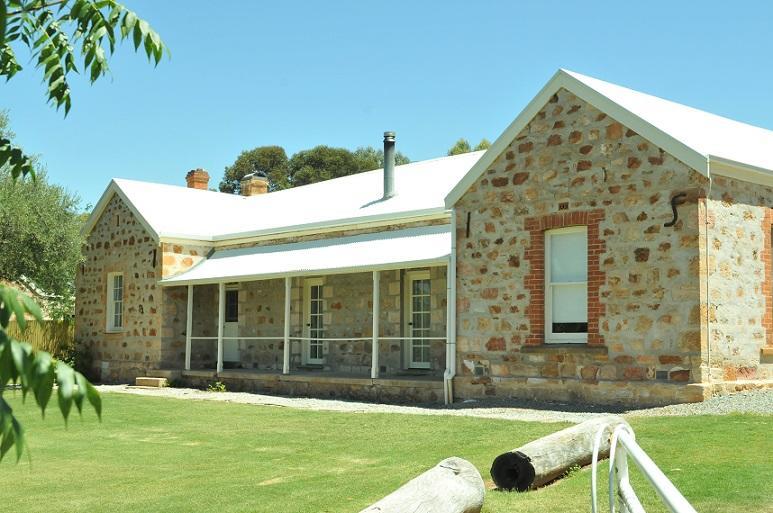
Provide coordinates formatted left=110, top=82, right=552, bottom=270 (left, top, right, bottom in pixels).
left=304, top=279, right=324, bottom=364
left=405, top=271, right=431, bottom=369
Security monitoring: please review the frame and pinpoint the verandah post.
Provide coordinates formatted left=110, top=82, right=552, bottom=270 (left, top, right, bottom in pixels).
left=217, top=282, right=225, bottom=374
left=371, top=270, right=380, bottom=379
left=185, top=284, right=193, bottom=371
left=283, top=276, right=291, bottom=374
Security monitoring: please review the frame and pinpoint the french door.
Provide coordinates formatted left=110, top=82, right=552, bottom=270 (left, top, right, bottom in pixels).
left=404, top=271, right=431, bottom=369
left=303, top=279, right=325, bottom=364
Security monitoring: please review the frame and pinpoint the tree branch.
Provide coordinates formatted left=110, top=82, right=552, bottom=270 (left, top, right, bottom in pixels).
left=7, top=0, right=68, bottom=17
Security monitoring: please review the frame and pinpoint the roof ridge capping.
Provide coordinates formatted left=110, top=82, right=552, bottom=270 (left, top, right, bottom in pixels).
left=445, top=68, right=773, bottom=207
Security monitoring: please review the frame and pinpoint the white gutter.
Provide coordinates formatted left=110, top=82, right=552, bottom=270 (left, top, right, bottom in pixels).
left=443, top=209, right=458, bottom=405
left=158, top=258, right=449, bottom=287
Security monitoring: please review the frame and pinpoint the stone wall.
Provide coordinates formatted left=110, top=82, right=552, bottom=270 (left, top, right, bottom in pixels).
left=701, top=175, right=773, bottom=384
left=453, top=88, right=709, bottom=405
left=75, top=195, right=162, bottom=382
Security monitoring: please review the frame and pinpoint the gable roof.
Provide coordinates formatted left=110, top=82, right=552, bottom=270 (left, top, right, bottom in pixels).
left=445, top=69, right=773, bottom=206
left=83, top=151, right=483, bottom=243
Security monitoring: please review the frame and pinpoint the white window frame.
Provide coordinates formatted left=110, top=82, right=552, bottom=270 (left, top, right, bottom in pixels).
left=106, top=272, right=124, bottom=333
left=403, top=270, right=432, bottom=369
left=545, top=226, right=588, bottom=344
left=303, top=278, right=325, bottom=365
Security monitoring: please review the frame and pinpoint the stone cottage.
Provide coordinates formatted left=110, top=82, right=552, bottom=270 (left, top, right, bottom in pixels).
left=77, top=70, right=773, bottom=405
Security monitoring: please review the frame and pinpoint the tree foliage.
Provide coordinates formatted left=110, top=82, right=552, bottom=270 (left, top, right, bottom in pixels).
left=352, top=145, right=411, bottom=172
left=0, top=0, right=167, bottom=177
left=448, top=138, right=491, bottom=156
left=219, top=146, right=288, bottom=194
left=447, top=138, right=472, bottom=156
left=0, top=167, right=83, bottom=302
left=220, top=144, right=413, bottom=194
left=287, top=145, right=361, bottom=187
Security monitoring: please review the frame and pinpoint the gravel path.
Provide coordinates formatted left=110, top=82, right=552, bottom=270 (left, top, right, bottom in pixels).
left=98, top=385, right=772, bottom=423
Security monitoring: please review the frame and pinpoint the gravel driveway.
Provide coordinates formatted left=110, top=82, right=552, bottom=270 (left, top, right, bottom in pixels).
left=98, top=385, right=772, bottom=424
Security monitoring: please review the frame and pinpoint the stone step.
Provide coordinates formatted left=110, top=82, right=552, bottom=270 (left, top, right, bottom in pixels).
left=135, top=376, right=168, bottom=387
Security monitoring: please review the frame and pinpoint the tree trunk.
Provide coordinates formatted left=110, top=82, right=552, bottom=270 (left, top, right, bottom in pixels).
left=490, top=415, right=630, bottom=491
left=360, top=457, right=485, bottom=513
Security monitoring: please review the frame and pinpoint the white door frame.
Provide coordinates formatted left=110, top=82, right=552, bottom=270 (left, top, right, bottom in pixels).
left=403, top=270, right=431, bottom=369
left=303, top=278, right=325, bottom=365
left=223, top=286, right=240, bottom=362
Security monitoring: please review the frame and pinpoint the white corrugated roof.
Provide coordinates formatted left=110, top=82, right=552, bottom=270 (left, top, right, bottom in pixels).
left=160, top=224, right=450, bottom=285
left=88, top=151, right=483, bottom=242
left=446, top=69, right=773, bottom=205
left=563, top=70, right=773, bottom=173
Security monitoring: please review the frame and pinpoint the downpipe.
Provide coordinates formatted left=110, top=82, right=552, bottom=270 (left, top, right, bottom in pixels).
left=443, top=209, right=458, bottom=405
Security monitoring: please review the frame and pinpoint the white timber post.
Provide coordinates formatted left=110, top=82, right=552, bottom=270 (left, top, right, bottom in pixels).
left=371, top=270, right=380, bottom=379
left=283, top=276, right=291, bottom=374
left=185, top=284, right=193, bottom=371
left=216, top=282, right=225, bottom=374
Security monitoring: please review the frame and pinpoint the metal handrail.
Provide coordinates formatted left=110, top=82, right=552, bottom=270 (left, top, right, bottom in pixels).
left=591, top=423, right=697, bottom=513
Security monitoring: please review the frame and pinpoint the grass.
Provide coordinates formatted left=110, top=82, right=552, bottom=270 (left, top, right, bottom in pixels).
left=4, top=392, right=771, bottom=513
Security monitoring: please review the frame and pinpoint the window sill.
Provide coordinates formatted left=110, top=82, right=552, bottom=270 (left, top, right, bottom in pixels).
left=105, top=329, right=125, bottom=334
left=521, top=343, right=607, bottom=354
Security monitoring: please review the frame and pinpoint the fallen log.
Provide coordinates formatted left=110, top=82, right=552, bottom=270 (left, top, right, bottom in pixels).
left=360, top=457, right=485, bottom=513
left=490, top=415, right=630, bottom=491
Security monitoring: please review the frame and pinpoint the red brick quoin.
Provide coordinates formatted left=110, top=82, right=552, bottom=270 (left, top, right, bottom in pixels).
left=523, top=210, right=606, bottom=346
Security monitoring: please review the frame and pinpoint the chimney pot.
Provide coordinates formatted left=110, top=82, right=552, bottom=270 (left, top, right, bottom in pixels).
left=185, top=168, right=210, bottom=190
left=241, top=172, right=269, bottom=196
left=383, top=131, right=396, bottom=199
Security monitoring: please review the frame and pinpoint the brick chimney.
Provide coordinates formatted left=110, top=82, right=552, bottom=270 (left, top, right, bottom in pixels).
left=185, top=168, right=210, bottom=190
left=240, top=172, right=269, bottom=196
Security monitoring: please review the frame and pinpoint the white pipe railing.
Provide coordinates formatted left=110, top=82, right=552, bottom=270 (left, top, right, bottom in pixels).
left=592, top=423, right=697, bottom=513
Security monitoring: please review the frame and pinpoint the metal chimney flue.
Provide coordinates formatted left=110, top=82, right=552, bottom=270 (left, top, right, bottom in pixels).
left=383, top=131, right=396, bottom=199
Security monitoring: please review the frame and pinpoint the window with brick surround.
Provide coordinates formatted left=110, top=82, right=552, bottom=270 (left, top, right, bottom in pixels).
left=545, top=226, right=588, bottom=343
left=106, top=272, right=123, bottom=332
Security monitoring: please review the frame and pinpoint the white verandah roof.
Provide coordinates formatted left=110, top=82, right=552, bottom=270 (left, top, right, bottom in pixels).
left=160, top=225, right=450, bottom=286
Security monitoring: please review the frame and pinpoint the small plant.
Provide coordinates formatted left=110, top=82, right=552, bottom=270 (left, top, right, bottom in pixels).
left=563, top=464, right=582, bottom=478
left=207, top=381, right=227, bottom=392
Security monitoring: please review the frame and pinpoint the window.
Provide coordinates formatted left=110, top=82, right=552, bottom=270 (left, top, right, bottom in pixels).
left=225, top=289, right=239, bottom=322
left=106, top=272, right=124, bottom=331
left=545, top=227, right=587, bottom=343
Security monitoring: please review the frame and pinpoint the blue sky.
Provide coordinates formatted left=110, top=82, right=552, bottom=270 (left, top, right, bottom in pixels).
left=4, top=0, right=773, bottom=208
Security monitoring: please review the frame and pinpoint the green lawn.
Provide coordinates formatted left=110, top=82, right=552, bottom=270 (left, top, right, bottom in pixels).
left=5, top=392, right=771, bottom=513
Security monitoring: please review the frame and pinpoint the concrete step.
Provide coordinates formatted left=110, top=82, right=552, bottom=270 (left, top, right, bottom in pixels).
left=135, top=376, right=168, bottom=387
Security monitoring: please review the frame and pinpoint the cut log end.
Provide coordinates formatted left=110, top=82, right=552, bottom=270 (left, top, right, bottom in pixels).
left=489, top=450, right=535, bottom=492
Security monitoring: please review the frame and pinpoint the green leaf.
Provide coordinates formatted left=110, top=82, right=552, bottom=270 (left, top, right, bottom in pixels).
left=32, top=352, right=54, bottom=416
left=84, top=380, right=102, bottom=420
left=56, top=362, right=75, bottom=423
left=18, top=294, right=42, bottom=323
left=73, top=371, right=87, bottom=414
left=0, top=1, right=7, bottom=47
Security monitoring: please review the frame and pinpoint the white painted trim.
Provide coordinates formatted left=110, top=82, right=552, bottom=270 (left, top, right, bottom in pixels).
left=283, top=276, right=291, bottom=375
left=81, top=181, right=159, bottom=240
left=371, top=271, right=380, bottom=379
left=444, top=69, right=710, bottom=207
left=158, top=258, right=449, bottom=287
left=303, top=278, right=325, bottom=365
left=404, top=270, right=432, bottom=369
left=105, top=272, right=124, bottom=333
left=545, top=226, right=588, bottom=344
left=708, top=155, right=773, bottom=187
left=185, top=284, right=193, bottom=371
left=216, top=282, right=225, bottom=373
